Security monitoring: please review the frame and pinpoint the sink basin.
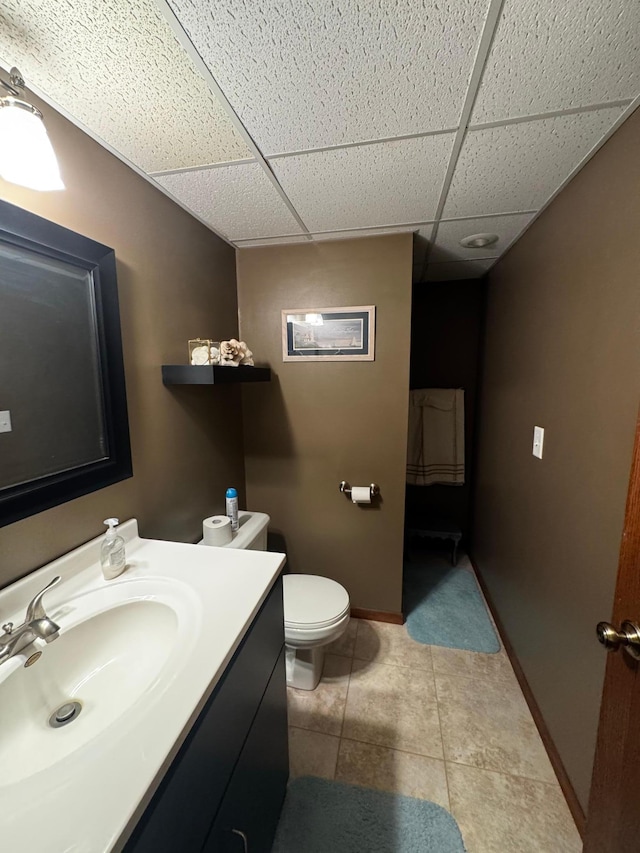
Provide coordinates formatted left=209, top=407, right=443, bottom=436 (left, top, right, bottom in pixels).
left=0, top=579, right=198, bottom=785
left=0, top=523, right=285, bottom=853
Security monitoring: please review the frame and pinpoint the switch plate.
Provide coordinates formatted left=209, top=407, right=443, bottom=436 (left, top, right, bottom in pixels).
left=0, top=410, right=11, bottom=434
left=533, top=425, right=544, bottom=459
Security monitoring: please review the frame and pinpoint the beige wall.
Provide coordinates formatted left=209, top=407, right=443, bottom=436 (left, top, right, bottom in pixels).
left=237, top=235, right=412, bottom=613
left=473, top=107, right=640, bottom=811
left=0, top=91, right=244, bottom=587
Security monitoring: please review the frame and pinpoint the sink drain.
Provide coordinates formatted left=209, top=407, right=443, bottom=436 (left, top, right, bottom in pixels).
left=48, top=701, right=82, bottom=728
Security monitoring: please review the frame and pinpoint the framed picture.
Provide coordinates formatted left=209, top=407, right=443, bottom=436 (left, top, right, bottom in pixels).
left=282, top=305, right=376, bottom=362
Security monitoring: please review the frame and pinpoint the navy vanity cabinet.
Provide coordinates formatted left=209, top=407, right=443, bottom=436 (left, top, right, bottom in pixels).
left=204, top=648, right=288, bottom=852
left=124, top=577, right=288, bottom=853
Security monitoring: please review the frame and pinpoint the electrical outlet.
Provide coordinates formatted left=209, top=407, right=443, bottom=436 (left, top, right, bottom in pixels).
left=533, top=425, right=544, bottom=459
left=0, top=410, right=11, bottom=434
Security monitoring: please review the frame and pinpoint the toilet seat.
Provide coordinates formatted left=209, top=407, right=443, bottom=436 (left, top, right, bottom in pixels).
left=283, top=574, right=350, bottom=630
left=200, top=511, right=350, bottom=690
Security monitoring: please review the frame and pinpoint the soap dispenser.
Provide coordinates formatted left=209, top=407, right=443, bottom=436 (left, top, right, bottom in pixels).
left=100, top=517, right=127, bottom=580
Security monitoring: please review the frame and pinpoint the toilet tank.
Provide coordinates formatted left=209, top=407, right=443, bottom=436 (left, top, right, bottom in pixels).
left=224, top=511, right=270, bottom=551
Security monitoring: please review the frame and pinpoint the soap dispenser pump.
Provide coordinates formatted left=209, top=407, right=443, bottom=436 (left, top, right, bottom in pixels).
left=100, top=517, right=127, bottom=580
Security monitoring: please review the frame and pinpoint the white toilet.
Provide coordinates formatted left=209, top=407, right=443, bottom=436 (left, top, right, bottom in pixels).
left=281, top=573, right=350, bottom=690
left=203, top=511, right=350, bottom=690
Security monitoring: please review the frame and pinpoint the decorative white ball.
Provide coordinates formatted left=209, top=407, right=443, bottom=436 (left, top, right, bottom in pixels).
left=191, top=345, right=210, bottom=365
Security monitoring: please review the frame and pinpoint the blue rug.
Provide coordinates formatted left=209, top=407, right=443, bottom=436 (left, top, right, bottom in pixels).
left=272, top=777, right=466, bottom=853
left=404, top=557, right=500, bottom=653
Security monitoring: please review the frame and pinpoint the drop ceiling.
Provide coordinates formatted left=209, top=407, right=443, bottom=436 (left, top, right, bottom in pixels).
left=0, top=0, right=638, bottom=280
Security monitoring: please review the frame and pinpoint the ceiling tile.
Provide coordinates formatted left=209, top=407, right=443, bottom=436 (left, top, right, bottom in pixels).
left=165, top=0, right=490, bottom=154
left=431, top=213, right=535, bottom=262
left=270, top=134, right=455, bottom=231
left=443, top=107, right=624, bottom=218
left=0, top=0, right=251, bottom=172
left=472, top=0, right=640, bottom=124
left=425, top=259, right=494, bottom=281
left=156, top=164, right=305, bottom=240
left=311, top=225, right=418, bottom=242
left=235, top=235, right=310, bottom=247
left=236, top=224, right=420, bottom=248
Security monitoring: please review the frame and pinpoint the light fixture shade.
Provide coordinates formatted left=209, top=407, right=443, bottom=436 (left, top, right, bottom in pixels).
left=0, top=103, right=64, bottom=191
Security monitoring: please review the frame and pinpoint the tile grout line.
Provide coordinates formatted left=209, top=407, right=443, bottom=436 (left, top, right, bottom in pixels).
left=432, top=668, right=519, bottom=687
left=430, top=645, right=452, bottom=812
left=351, top=650, right=516, bottom=683
left=336, top=732, right=448, bottom=765
left=431, top=665, right=559, bottom=788
left=296, top=618, right=555, bottom=789
left=337, top=620, right=358, bottom=740
left=351, top=654, right=438, bottom=673
left=291, top=618, right=572, bottom=844
left=289, top=723, right=340, bottom=736
left=443, top=755, right=565, bottom=789
left=331, top=619, right=360, bottom=780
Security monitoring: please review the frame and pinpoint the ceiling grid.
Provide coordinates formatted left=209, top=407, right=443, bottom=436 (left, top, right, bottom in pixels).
left=152, top=0, right=313, bottom=240
left=0, top=0, right=638, bottom=277
left=415, top=0, right=507, bottom=280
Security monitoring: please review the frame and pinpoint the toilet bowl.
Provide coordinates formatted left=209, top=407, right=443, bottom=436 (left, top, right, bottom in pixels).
left=200, top=511, right=350, bottom=690
left=283, top=573, right=350, bottom=690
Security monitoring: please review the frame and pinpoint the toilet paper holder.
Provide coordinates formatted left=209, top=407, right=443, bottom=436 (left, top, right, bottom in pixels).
left=339, top=481, right=380, bottom=500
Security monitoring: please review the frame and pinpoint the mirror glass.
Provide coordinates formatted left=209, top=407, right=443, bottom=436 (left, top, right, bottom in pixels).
left=0, top=242, right=108, bottom=489
left=0, top=199, right=132, bottom=528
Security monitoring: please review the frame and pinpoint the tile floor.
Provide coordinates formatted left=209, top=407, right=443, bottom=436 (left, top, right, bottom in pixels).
left=286, top=557, right=582, bottom=853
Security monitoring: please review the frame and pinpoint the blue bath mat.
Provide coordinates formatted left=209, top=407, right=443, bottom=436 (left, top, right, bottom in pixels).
left=404, top=557, right=500, bottom=653
left=272, top=777, right=466, bottom=853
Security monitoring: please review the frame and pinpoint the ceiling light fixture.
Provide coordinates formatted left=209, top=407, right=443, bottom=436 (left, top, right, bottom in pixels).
left=459, top=233, right=499, bottom=249
left=0, top=66, right=64, bottom=191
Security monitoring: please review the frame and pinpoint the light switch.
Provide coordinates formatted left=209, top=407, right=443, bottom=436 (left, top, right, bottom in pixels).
left=0, top=410, right=11, bottom=434
left=533, top=425, right=544, bottom=459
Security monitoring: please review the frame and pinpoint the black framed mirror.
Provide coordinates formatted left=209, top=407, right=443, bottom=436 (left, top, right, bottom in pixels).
left=0, top=199, right=132, bottom=528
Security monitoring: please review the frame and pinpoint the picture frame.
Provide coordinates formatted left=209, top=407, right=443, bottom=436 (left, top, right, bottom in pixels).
left=282, top=305, right=376, bottom=362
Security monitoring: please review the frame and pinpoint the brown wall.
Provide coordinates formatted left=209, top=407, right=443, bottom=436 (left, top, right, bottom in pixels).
left=473, top=107, right=640, bottom=811
left=407, top=279, right=486, bottom=539
left=0, top=91, right=244, bottom=587
left=237, top=235, right=412, bottom=613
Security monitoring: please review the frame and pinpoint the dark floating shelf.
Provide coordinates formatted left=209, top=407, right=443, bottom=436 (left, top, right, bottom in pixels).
left=162, top=364, right=271, bottom=385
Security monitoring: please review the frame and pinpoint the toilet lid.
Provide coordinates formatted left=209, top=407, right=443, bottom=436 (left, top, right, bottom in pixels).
left=283, top=574, right=350, bottom=629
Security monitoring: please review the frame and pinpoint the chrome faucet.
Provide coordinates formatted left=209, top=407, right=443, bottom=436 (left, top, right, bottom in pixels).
left=0, top=575, right=61, bottom=665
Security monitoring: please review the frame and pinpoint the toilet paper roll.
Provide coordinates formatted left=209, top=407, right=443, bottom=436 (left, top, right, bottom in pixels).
left=351, top=486, right=372, bottom=504
left=203, top=515, right=233, bottom=546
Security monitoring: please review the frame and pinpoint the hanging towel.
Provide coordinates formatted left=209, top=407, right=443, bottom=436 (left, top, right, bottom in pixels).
left=406, top=389, right=465, bottom=486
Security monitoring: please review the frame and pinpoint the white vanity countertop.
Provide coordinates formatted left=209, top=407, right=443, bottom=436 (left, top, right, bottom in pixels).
left=0, top=520, right=286, bottom=853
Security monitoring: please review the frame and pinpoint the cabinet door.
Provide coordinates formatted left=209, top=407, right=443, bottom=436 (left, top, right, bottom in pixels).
left=205, top=649, right=289, bottom=853
left=124, top=580, right=284, bottom=853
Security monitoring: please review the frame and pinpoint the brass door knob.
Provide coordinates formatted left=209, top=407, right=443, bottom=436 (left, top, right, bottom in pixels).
left=596, top=620, right=640, bottom=660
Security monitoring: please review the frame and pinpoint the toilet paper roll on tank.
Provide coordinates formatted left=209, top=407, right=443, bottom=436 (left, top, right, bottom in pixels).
left=202, top=515, right=233, bottom=546
left=351, top=486, right=372, bottom=504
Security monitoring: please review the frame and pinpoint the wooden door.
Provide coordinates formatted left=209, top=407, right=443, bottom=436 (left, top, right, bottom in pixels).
left=584, top=411, right=640, bottom=851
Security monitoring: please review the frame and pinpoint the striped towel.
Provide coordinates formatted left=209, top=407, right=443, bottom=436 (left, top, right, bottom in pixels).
left=406, top=389, right=465, bottom=486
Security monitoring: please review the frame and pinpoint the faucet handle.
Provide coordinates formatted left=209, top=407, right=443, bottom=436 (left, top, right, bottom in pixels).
left=2, top=622, right=13, bottom=635
left=25, top=575, right=61, bottom=623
